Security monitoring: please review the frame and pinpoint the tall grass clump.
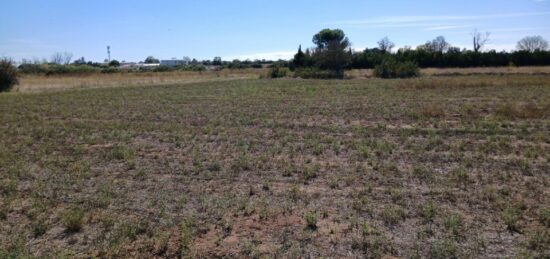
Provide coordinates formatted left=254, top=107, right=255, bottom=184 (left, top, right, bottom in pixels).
left=0, top=58, right=18, bottom=92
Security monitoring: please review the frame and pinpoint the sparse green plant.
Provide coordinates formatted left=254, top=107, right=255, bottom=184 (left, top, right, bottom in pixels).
left=412, top=166, right=433, bottom=183
left=429, top=239, right=459, bottom=259
left=443, top=214, right=463, bottom=238
left=289, top=185, right=300, bottom=202
left=524, top=228, right=550, bottom=253
left=419, top=201, right=437, bottom=223
left=0, top=179, right=17, bottom=197
left=304, top=212, right=317, bottom=230
left=106, top=218, right=149, bottom=249
left=502, top=206, right=522, bottom=233
left=300, top=164, right=319, bottom=183
left=32, top=219, right=48, bottom=237
left=380, top=205, right=407, bottom=226
left=353, top=223, right=396, bottom=258
left=539, top=207, right=550, bottom=227
left=62, top=208, right=85, bottom=233
left=106, top=145, right=135, bottom=161
left=451, top=168, right=470, bottom=189
left=180, top=219, right=194, bottom=256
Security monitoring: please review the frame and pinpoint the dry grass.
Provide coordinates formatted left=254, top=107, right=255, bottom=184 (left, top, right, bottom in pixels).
left=15, top=66, right=550, bottom=93
left=1, top=70, right=550, bottom=258
left=422, top=66, right=550, bottom=76
left=348, top=66, right=550, bottom=79
left=496, top=102, right=550, bottom=119
left=15, top=69, right=263, bottom=92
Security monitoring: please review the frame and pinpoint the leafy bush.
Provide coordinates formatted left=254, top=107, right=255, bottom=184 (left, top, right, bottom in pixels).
left=373, top=59, right=420, bottom=78
left=294, top=67, right=343, bottom=79
left=0, top=59, right=19, bottom=92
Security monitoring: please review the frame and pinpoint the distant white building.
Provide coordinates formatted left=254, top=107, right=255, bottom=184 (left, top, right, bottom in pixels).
left=160, top=59, right=188, bottom=67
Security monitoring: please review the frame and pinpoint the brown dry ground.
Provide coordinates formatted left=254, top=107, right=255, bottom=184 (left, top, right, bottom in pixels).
left=1, top=70, right=550, bottom=258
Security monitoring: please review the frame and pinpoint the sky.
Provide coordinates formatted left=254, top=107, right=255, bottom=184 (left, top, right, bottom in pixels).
left=1, top=0, right=549, bottom=62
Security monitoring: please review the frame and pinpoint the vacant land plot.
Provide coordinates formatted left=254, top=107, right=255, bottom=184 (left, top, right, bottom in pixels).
left=1, top=75, right=549, bottom=258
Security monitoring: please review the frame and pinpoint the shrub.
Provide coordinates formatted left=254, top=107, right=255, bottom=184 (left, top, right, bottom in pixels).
left=0, top=59, right=19, bottom=92
left=294, top=67, right=343, bottom=79
left=373, top=59, right=420, bottom=78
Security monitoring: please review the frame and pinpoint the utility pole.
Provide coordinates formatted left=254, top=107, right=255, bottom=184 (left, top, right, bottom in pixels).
left=107, top=46, right=111, bottom=62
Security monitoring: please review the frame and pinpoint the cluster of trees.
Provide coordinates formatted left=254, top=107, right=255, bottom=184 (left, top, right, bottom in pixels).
left=291, top=29, right=550, bottom=77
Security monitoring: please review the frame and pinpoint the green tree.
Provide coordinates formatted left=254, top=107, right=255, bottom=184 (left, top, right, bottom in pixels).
left=292, top=45, right=306, bottom=68
left=144, top=56, right=159, bottom=64
left=311, top=28, right=351, bottom=78
left=212, top=57, right=222, bottom=66
left=109, top=60, right=121, bottom=67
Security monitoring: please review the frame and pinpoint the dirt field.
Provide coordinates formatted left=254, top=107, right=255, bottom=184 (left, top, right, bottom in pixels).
left=1, top=72, right=549, bottom=258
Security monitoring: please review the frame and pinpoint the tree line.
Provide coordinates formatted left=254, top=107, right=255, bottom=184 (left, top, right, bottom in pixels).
left=291, top=29, right=550, bottom=73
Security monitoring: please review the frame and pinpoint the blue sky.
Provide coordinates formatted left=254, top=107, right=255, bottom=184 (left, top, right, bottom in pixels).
left=1, top=0, right=549, bottom=62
